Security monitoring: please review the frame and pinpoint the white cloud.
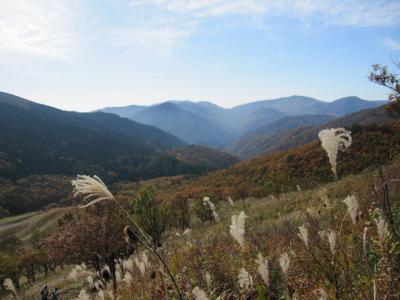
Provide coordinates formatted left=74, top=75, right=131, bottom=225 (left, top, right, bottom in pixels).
left=0, top=0, right=81, bottom=59
left=112, top=0, right=400, bottom=55
left=383, top=37, right=400, bottom=50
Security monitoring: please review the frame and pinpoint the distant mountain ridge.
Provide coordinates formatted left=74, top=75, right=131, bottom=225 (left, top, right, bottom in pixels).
left=100, top=95, right=385, bottom=147
left=225, top=105, right=398, bottom=159
left=0, top=92, right=236, bottom=181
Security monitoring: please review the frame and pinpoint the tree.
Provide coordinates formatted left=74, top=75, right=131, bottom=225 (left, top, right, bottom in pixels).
left=131, top=185, right=169, bottom=246
left=167, top=194, right=191, bottom=230
left=369, top=63, right=400, bottom=114
left=44, top=204, right=129, bottom=290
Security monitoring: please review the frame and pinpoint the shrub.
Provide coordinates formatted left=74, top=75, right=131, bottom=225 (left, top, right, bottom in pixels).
left=131, top=185, right=169, bottom=246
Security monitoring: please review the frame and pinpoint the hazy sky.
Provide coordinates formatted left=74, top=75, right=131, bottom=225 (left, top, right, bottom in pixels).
left=1, top=0, right=400, bottom=112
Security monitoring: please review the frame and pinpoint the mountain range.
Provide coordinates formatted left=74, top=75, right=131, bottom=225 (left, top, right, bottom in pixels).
left=100, top=96, right=385, bottom=147
left=225, top=105, right=398, bottom=159
left=0, top=92, right=238, bottom=181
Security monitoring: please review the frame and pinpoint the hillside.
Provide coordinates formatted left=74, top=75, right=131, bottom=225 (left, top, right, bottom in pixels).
left=168, top=145, right=240, bottom=169
left=5, top=160, right=400, bottom=299
left=100, top=95, right=384, bottom=147
left=225, top=114, right=336, bottom=158
left=225, top=105, right=398, bottom=159
left=157, top=120, right=400, bottom=201
left=0, top=92, right=216, bottom=182
left=0, top=207, right=71, bottom=245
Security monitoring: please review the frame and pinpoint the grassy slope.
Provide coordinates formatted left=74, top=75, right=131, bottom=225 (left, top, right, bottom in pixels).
left=154, top=121, right=400, bottom=201
left=0, top=207, right=71, bottom=244
left=3, top=159, right=399, bottom=299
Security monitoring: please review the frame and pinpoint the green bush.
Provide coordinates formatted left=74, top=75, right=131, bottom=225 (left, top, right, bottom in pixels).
left=131, top=185, right=169, bottom=246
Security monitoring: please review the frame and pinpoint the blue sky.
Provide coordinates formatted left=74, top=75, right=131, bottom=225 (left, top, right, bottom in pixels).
left=0, top=0, right=399, bottom=111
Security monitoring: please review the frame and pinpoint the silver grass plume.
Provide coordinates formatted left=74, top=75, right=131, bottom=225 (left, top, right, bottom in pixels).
left=343, top=195, right=359, bottom=225
left=320, top=230, right=336, bottom=254
left=327, top=231, right=336, bottom=254
left=314, top=287, right=328, bottom=300
left=122, top=257, right=134, bottom=273
left=363, top=226, right=368, bottom=256
left=183, top=228, right=192, bottom=235
left=237, top=268, right=254, bottom=291
left=76, top=289, right=90, bottom=300
left=318, top=128, right=352, bottom=179
left=203, top=197, right=220, bottom=222
left=115, top=270, right=122, bottom=283
left=229, top=211, right=247, bottom=247
left=97, top=290, right=105, bottom=300
left=192, top=286, right=210, bottom=300
left=134, top=251, right=149, bottom=276
left=3, top=278, right=17, bottom=296
left=256, top=253, right=269, bottom=286
left=279, top=252, right=290, bottom=276
left=72, top=175, right=114, bottom=207
left=375, top=211, right=390, bottom=245
left=297, top=224, right=309, bottom=248
left=86, top=275, right=94, bottom=289
left=227, top=196, right=235, bottom=207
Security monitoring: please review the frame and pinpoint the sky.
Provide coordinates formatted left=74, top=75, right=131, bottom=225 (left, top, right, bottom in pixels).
left=0, top=0, right=400, bottom=112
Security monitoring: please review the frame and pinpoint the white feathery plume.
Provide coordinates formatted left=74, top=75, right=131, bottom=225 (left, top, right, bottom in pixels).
left=115, top=270, right=122, bottom=283
left=363, top=226, right=368, bottom=256
left=227, top=196, right=235, bottom=207
left=123, top=272, right=133, bottom=285
left=122, top=257, right=134, bottom=273
left=314, top=287, right=328, bottom=300
left=183, top=228, right=192, bottom=235
left=96, top=280, right=104, bottom=290
left=298, top=224, right=309, bottom=248
left=134, top=251, right=149, bottom=275
left=256, top=253, right=269, bottom=286
left=205, top=272, right=212, bottom=287
left=229, top=211, right=247, bottom=247
left=318, top=128, right=352, bottom=178
left=3, top=278, right=17, bottom=296
left=279, top=252, right=290, bottom=276
left=238, top=268, right=254, bottom=291
left=319, top=230, right=336, bottom=254
left=97, top=289, right=105, bottom=300
left=86, top=275, right=94, bottom=288
left=192, top=286, right=210, bottom=300
left=375, top=212, right=390, bottom=245
left=203, top=196, right=220, bottom=222
left=76, top=289, right=90, bottom=300
left=296, top=185, right=301, bottom=192
left=343, top=195, right=359, bottom=225
left=80, top=263, right=87, bottom=271
left=72, top=175, right=114, bottom=208
left=318, top=230, right=327, bottom=239
left=327, top=231, right=336, bottom=254
left=68, top=269, right=79, bottom=281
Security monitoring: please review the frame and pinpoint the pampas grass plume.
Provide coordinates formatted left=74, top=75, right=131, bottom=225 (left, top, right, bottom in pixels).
left=72, top=175, right=114, bottom=208
left=229, top=211, right=247, bottom=247
left=3, top=278, right=17, bottom=296
left=318, top=128, right=352, bottom=178
left=192, top=286, right=210, bottom=300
